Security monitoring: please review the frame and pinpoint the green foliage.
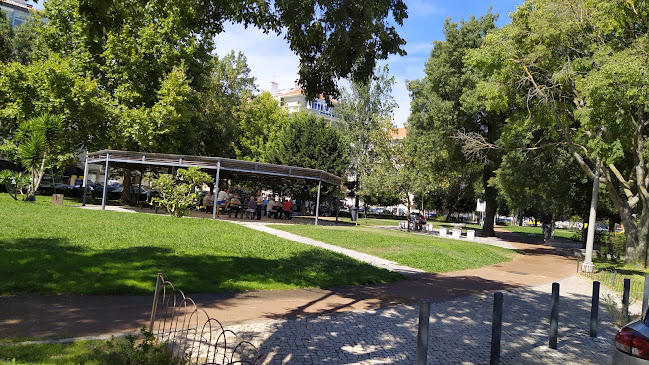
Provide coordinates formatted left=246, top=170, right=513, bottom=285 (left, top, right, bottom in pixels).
left=0, top=170, right=28, bottom=200
left=360, top=139, right=415, bottom=209
left=406, top=13, right=503, bottom=233
left=470, top=0, right=649, bottom=263
left=602, top=294, right=637, bottom=328
left=336, top=65, right=396, bottom=205
left=0, top=10, right=12, bottom=63
left=600, top=232, right=626, bottom=261
left=236, top=92, right=288, bottom=161
left=152, top=167, right=211, bottom=218
left=265, top=112, right=348, bottom=200
left=9, top=113, right=63, bottom=200
left=0, top=193, right=400, bottom=294
left=102, top=329, right=185, bottom=365
left=0, top=56, right=109, bottom=151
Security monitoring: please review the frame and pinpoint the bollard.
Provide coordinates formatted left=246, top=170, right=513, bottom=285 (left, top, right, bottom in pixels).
left=623, top=278, right=631, bottom=324
left=416, top=300, right=431, bottom=365
left=549, top=282, right=559, bottom=349
left=643, top=275, right=649, bottom=317
left=490, top=292, right=503, bottom=365
left=590, top=281, right=600, bottom=337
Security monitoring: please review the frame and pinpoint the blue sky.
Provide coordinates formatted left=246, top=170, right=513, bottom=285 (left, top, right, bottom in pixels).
left=215, top=0, right=524, bottom=127
left=32, top=0, right=523, bottom=126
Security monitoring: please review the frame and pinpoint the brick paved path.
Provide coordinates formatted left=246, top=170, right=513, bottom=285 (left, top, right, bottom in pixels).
left=223, top=276, right=617, bottom=365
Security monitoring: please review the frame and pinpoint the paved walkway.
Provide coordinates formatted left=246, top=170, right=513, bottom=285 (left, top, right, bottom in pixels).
left=227, top=276, right=618, bottom=365
left=1, top=234, right=577, bottom=340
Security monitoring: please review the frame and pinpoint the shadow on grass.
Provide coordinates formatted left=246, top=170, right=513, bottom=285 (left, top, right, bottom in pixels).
left=0, top=238, right=401, bottom=296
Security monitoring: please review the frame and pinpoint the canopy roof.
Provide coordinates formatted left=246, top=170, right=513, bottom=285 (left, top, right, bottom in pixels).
left=86, top=150, right=342, bottom=186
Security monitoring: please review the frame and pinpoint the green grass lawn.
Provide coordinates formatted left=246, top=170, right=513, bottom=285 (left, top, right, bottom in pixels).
left=322, top=216, right=404, bottom=226
left=0, top=335, right=179, bottom=364
left=0, top=194, right=401, bottom=295
left=0, top=340, right=116, bottom=365
left=499, top=225, right=577, bottom=240
left=269, top=225, right=516, bottom=273
left=580, top=258, right=649, bottom=302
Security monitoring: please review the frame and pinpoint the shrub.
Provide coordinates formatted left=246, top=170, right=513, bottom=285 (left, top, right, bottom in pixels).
left=152, top=167, right=211, bottom=217
left=600, top=232, right=626, bottom=260
left=101, top=329, right=186, bottom=364
left=602, top=294, right=638, bottom=328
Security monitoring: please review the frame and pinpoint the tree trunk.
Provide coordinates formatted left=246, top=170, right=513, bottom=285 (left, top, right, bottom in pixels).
left=406, top=193, right=411, bottom=232
left=26, top=156, right=47, bottom=201
left=550, top=213, right=556, bottom=239
left=482, top=168, right=497, bottom=237
left=121, top=168, right=132, bottom=204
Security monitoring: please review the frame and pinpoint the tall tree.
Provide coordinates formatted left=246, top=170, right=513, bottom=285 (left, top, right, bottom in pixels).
left=470, top=0, right=649, bottom=264
left=265, top=112, right=348, bottom=201
left=336, top=65, right=396, bottom=209
left=236, top=92, right=288, bottom=162
left=0, top=10, right=12, bottom=63
left=407, top=13, right=504, bottom=236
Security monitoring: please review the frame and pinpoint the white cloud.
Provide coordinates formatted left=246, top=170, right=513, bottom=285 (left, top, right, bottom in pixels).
left=214, top=23, right=301, bottom=92
left=407, top=0, right=443, bottom=17
left=213, top=22, right=419, bottom=125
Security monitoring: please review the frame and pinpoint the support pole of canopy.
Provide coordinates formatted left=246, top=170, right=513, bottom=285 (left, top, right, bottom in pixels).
left=82, top=151, right=89, bottom=206
left=315, top=178, right=322, bottom=225
left=335, top=184, right=341, bottom=222
left=101, top=153, right=109, bottom=210
left=212, top=161, right=221, bottom=220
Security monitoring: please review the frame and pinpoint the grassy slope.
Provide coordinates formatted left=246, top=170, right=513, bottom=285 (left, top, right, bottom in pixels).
left=0, top=194, right=401, bottom=295
left=270, top=225, right=516, bottom=273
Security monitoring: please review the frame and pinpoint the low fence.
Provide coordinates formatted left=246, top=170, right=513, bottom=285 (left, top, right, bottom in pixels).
left=149, top=273, right=264, bottom=364
left=577, top=263, right=646, bottom=302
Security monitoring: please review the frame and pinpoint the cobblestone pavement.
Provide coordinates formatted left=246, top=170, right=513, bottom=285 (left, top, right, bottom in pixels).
left=221, top=276, right=620, bottom=364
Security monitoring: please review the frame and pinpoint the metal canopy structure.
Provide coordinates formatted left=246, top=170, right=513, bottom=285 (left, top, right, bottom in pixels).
left=83, top=150, right=342, bottom=225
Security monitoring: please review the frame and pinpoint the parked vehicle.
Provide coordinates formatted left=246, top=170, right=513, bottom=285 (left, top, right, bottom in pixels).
left=613, top=316, right=649, bottom=364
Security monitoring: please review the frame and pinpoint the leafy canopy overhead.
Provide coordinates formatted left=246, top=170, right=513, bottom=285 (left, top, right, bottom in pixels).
left=34, top=0, right=408, bottom=100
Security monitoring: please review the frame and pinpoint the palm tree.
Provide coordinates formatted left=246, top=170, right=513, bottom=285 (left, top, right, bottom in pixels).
left=16, top=113, right=62, bottom=201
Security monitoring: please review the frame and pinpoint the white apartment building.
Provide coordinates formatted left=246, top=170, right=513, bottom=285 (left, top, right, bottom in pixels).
left=269, top=82, right=338, bottom=123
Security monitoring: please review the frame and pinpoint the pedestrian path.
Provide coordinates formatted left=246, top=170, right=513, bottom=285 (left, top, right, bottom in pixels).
left=239, top=222, right=425, bottom=275
left=225, top=275, right=618, bottom=365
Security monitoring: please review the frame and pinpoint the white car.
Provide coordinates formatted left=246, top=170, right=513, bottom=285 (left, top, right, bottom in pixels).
left=613, top=318, right=649, bottom=364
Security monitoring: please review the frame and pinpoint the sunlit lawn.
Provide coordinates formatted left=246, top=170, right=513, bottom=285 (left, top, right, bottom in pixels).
left=580, top=258, right=649, bottom=302
left=322, top=215, right=404, bottom=226
left=269, top=225, right=516, bottom=273
left=0, top=340, right=116, bottom=365
left=0, top=194, right=401, bottom=295
left=499, top=225, right=577, bottom=240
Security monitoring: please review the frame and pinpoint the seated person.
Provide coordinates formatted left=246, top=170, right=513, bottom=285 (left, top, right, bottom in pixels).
left=283, top=199, right=292, bottom=220
left=216, top=188, right=229, bottom=206
left=266, top=197, right=276, bottom=218
left=246, top=196, right=257, bottom=219
left=215, top=188, right=229, bottom=215
left=228, top=195, right=242, bottom=217
left=202, top=192, right=214, bottom=212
